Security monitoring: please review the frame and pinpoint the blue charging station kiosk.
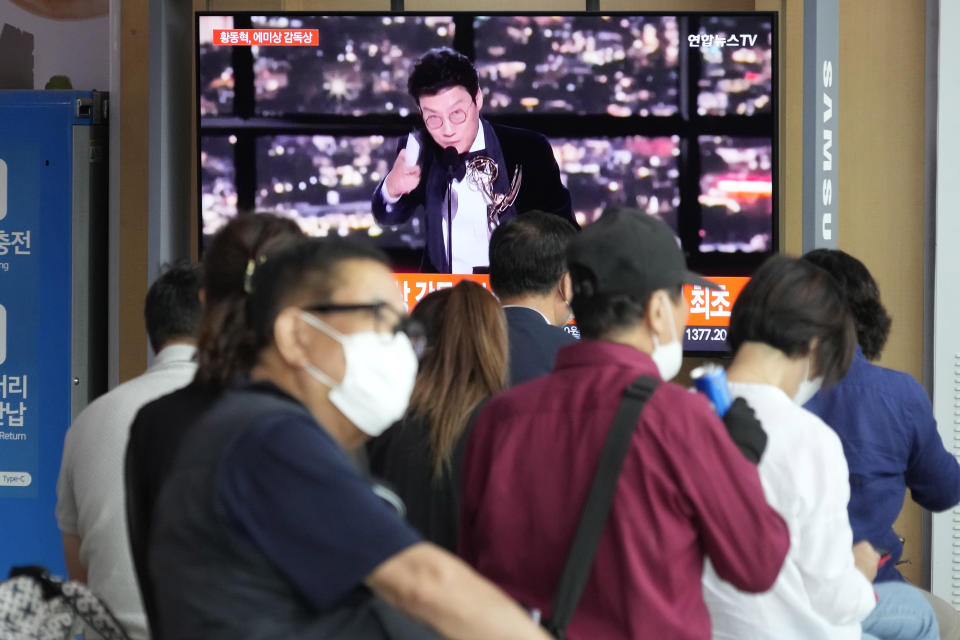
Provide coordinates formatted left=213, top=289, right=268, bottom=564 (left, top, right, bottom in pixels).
left=0, top=91, right=108, bottom=577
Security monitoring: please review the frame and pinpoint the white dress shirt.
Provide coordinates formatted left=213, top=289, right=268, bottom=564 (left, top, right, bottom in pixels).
left=56, top=344, right=198, bottom=640
left=440, top=126, right=492, bottom=274
left=701, top=381, right=876, bottom=640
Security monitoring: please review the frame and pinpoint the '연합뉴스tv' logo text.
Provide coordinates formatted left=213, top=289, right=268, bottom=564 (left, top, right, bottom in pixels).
left=688, top=33, right=758, bottom=48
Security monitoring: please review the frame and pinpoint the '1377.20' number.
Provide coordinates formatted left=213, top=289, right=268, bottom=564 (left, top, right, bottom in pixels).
left=685, top=328, right=727, bottom=342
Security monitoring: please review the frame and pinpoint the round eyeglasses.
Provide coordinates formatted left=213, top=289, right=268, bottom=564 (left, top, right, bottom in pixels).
left=423, top=109, right=468, bottom=130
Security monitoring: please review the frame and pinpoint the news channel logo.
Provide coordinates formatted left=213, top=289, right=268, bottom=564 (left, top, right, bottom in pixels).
left=688, top=33, right=758, bottom=48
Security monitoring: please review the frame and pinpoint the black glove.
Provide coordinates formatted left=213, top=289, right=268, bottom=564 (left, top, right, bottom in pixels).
left=722, top=397, right=767, bottom=464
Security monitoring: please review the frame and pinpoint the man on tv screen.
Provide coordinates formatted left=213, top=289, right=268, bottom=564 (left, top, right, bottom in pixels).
left=372, top=47, right=576, bottom=274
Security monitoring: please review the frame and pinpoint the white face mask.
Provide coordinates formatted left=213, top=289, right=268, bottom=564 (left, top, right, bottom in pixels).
left=299, top=311, right=418, bottom=437
left=650, top=292, right=683, bottom=382
left=792, top=357, right=824, bottom=405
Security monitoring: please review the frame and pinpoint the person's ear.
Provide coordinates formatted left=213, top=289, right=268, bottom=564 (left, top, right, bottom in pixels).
left=273, top=307, right=309, bottom=367
left=807, top=338, right=821, bottom=377
left=559, top=272, right=573, bottom=304
left=645, top=291, right=671, bottom=342
left=475, top=88, right=484, bottom=111
left=197, top=288, right=207, bottom=307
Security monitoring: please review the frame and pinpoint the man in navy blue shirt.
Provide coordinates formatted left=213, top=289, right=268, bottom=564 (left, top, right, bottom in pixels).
left=803, top=249, right=960, bottom=639
left=149, top=237, right=553, bottom=640
left=488, top=210, right=579, bottom=385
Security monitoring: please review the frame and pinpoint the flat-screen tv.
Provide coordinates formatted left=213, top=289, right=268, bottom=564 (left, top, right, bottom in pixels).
left=196, top=12, right=777, bottom=353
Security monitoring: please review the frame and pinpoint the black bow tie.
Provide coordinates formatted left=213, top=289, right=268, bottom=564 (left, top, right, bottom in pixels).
left=447, top=150, right=487, bottom=182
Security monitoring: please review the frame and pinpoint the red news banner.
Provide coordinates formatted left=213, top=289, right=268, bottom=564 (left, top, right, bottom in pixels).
left=392, top=273, right=749, bottom=322
left=213, top=29, right=319, bottom=46
left=684, top=277, right=748, bottom=327
left=683, top=276, right=749, bottom=350
left=393, top=274, right=490, bottom=312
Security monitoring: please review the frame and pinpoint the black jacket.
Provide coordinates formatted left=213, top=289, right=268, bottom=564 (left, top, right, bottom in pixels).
left=125, top=381, right=218, bottom=638
left=366, top=412, right=468, bottom=554
left=504, top=306, right=578, bottom=386
left=372, top=122, right=575, bottom=273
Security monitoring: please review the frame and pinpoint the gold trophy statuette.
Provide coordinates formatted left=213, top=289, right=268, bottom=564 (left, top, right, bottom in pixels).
left=466, top=156, right=522, bottom=230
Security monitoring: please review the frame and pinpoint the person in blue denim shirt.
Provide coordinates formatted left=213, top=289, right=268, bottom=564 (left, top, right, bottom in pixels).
left=804, top=249, right=960, bottom=640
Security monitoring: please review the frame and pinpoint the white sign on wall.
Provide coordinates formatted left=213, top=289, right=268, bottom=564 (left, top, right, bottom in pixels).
left=802, top=0, right=839, bottom=251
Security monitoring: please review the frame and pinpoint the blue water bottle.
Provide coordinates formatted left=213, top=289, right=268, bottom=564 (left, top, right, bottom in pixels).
left=691, top=363, right=733, bottom=417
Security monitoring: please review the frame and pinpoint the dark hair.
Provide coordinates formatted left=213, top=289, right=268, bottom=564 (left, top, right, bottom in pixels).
left=194, top=213, right=304, bottom=388
left=408, top=47, right=479, bottom=103
left=570, top=282, right=683, bottom=341
left=406, top=281, right=508, bottom=477
left=802, top=249, right=891, bottom=360
left=144, top=261, right=202, bottom=353
left=728, top=255, right=856, bottom=384
left=242, top=237, right=390, bottom=372
left=488, top=211, right=578, bottom=299
left=200, top=213, right=303, bottom=305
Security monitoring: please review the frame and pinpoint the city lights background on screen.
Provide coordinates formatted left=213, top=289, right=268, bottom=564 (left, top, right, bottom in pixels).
left=196, top=13, right=777, bottom=352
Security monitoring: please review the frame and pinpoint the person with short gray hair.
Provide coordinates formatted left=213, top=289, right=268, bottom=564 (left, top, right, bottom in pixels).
left=57, top=261, right=201, bottom=640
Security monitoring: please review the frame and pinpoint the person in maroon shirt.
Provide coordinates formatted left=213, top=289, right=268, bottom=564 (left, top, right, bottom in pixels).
left=459, top=207, right=790, bottom=640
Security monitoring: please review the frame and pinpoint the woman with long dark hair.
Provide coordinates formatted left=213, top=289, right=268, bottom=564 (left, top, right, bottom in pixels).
left=368, top=280, right=509, bottom=552
left=125, top=212, right=303, bottom=636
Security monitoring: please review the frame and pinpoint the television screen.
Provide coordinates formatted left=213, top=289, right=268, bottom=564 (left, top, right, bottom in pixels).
left=197, top=11, right=777, bottom=353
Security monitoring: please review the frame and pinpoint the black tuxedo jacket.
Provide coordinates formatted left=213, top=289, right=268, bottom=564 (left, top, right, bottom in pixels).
left=372, top=122, right=575, bottom=273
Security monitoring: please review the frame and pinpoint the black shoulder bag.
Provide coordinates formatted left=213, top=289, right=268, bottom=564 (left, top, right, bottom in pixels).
left=542, top=376, right=659, bottom=639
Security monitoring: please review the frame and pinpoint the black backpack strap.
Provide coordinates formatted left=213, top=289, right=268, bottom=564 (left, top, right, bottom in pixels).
left=544, top=376, right=659, bottom=638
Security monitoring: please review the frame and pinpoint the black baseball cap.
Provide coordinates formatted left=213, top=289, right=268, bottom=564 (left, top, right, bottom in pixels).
left=567, top=207, right=719, bottom=299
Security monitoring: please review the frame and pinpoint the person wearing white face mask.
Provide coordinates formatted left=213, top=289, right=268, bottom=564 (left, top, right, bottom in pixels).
left=297, top=309, right=420, bottom=438
left=460, top=207, right=790, bottom=640
left=702, top=255, right=938, bottom=640
left=148, top=237, right=554, bottom=640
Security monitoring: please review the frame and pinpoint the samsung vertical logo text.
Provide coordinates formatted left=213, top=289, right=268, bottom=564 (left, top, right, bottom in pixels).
left=822, top=60, right=834, bottom=242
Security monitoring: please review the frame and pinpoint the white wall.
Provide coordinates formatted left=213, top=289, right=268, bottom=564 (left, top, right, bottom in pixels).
left=929, top=0, right=960, bottom=605
left=0, top=0, right=108, bottom=90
